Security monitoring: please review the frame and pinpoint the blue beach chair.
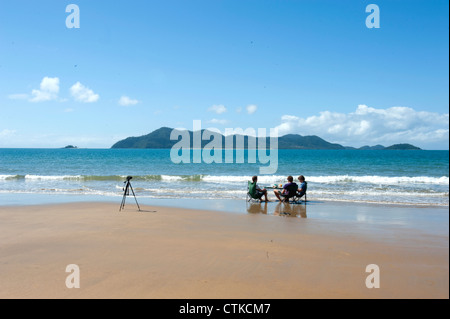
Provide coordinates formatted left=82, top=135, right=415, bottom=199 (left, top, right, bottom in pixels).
left=293, top=181, right=307, bottom=203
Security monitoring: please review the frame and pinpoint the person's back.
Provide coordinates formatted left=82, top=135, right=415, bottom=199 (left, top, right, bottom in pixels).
left=283, top=182, right=298, bottom=197
left=274, top=176, right=297, bottom=201
left=297, top=175, right=307, bottom=198
left=299, top=181, right=307, bottom=191
left=248, top=176, right=270, bottom=202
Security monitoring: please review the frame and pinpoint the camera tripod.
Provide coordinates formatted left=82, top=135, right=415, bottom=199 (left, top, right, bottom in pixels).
left=119, top=176, right=141, bottom=211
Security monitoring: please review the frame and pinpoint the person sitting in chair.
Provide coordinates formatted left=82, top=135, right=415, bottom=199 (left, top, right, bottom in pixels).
left=249, top=176, right=270, bottom=202
left=297, top=175, right=307, bottom=200
left=274, top=176, right=298, bottom=202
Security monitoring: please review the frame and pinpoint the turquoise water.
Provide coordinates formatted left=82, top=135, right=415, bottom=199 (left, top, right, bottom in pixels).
left=0, top=148, right=448, bottom=206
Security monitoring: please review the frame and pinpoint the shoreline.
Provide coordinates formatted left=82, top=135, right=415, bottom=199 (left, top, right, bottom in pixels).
left=0, top=201, right=448, bottom=298
left=1, top=192, right=448, bottom=209
left=1, top=197, right=448, bottom=239
left=1, top=196, right=448, bottom=237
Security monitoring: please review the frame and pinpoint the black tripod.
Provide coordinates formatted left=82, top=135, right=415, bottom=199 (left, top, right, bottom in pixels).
left=119, top=176, right=141, bottom=211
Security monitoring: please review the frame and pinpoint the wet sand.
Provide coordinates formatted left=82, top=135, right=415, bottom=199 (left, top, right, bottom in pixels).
left=0, top=201, right=448, bottom=298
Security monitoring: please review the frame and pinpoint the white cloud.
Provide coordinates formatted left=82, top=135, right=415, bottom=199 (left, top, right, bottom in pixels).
left=8, top=93, right=29, bottom=100
left=29, top=77, right=60, bottom=102
left=9, top=78, right=99, bottom=103
left=275, top=105, right=449, bottom=149
left=118, top=95, right=139, bottom=106
left=236, top=107, right=242, bottom=113
left=0, top=129, right=16, bottom=138
left=70, top=82, right=99, bottom=103
left=208, top=118, right=228, bottom=125
left=208, top=104, right=227, bottom=114
left=246, top=104, right=257, bottom=114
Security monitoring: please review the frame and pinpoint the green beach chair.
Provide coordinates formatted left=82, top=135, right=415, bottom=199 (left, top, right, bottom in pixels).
left=247, top=181, right=263, bottom=202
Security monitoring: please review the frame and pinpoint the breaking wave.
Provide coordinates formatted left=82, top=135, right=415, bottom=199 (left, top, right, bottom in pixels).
left=0, top=174, right=447, bottom=185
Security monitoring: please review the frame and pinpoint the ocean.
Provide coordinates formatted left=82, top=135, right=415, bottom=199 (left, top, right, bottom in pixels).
left=0, top=148, right=448, bottom=206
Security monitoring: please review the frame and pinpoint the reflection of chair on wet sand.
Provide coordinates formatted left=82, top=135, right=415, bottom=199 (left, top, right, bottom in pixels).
left=274, top=202, right=307, bottom=218
left=246, top=202, right=268, bottom=215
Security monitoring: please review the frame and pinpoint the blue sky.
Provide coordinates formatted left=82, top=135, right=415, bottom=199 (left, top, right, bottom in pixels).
left=0, top=0, right=448, bottom=149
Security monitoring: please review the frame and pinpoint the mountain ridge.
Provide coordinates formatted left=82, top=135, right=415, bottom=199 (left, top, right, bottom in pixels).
left=111, top=127, right=422, bottom=150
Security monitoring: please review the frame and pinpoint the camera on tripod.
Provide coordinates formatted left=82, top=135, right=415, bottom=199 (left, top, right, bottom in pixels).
left=123, top=176, right=133, bottom=195
left=119, top=176, right=141, bottom=212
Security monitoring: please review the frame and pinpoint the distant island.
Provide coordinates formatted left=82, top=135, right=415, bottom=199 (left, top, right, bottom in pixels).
left=344, top=143, right=421, bottom=150
left=63, top=145, right=78, bottom=149
left=111, top=127, right=421, bottom=150
left=384, top=144, right=421, bottom=150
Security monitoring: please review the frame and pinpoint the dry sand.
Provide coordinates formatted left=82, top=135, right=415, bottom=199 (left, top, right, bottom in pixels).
left=0, top=202, right=448, bottom=299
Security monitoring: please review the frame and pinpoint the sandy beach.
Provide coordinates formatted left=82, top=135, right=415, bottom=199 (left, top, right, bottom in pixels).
left=0, top=201, right=448, bottom=299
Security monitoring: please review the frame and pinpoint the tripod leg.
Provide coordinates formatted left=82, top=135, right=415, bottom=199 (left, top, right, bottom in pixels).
left=119, top=183, right=130, bottom=211
left=129, top=184, right=141, bottom=211
left=120, top=193, right=125, bottom=211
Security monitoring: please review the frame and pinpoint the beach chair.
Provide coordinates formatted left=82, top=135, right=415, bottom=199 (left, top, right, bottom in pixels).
left=247, top=181, right=263, bottom=202
left=279, top=183, right=299, bottom=203
left=292, top=181, right=307, bottom=204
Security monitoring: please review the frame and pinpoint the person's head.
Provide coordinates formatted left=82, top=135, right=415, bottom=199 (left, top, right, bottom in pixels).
left=252, top=175, right=258, bottom=182
left=298, top=175, right=305, bottom=182
left=287, top=176, right=293, bottom=182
